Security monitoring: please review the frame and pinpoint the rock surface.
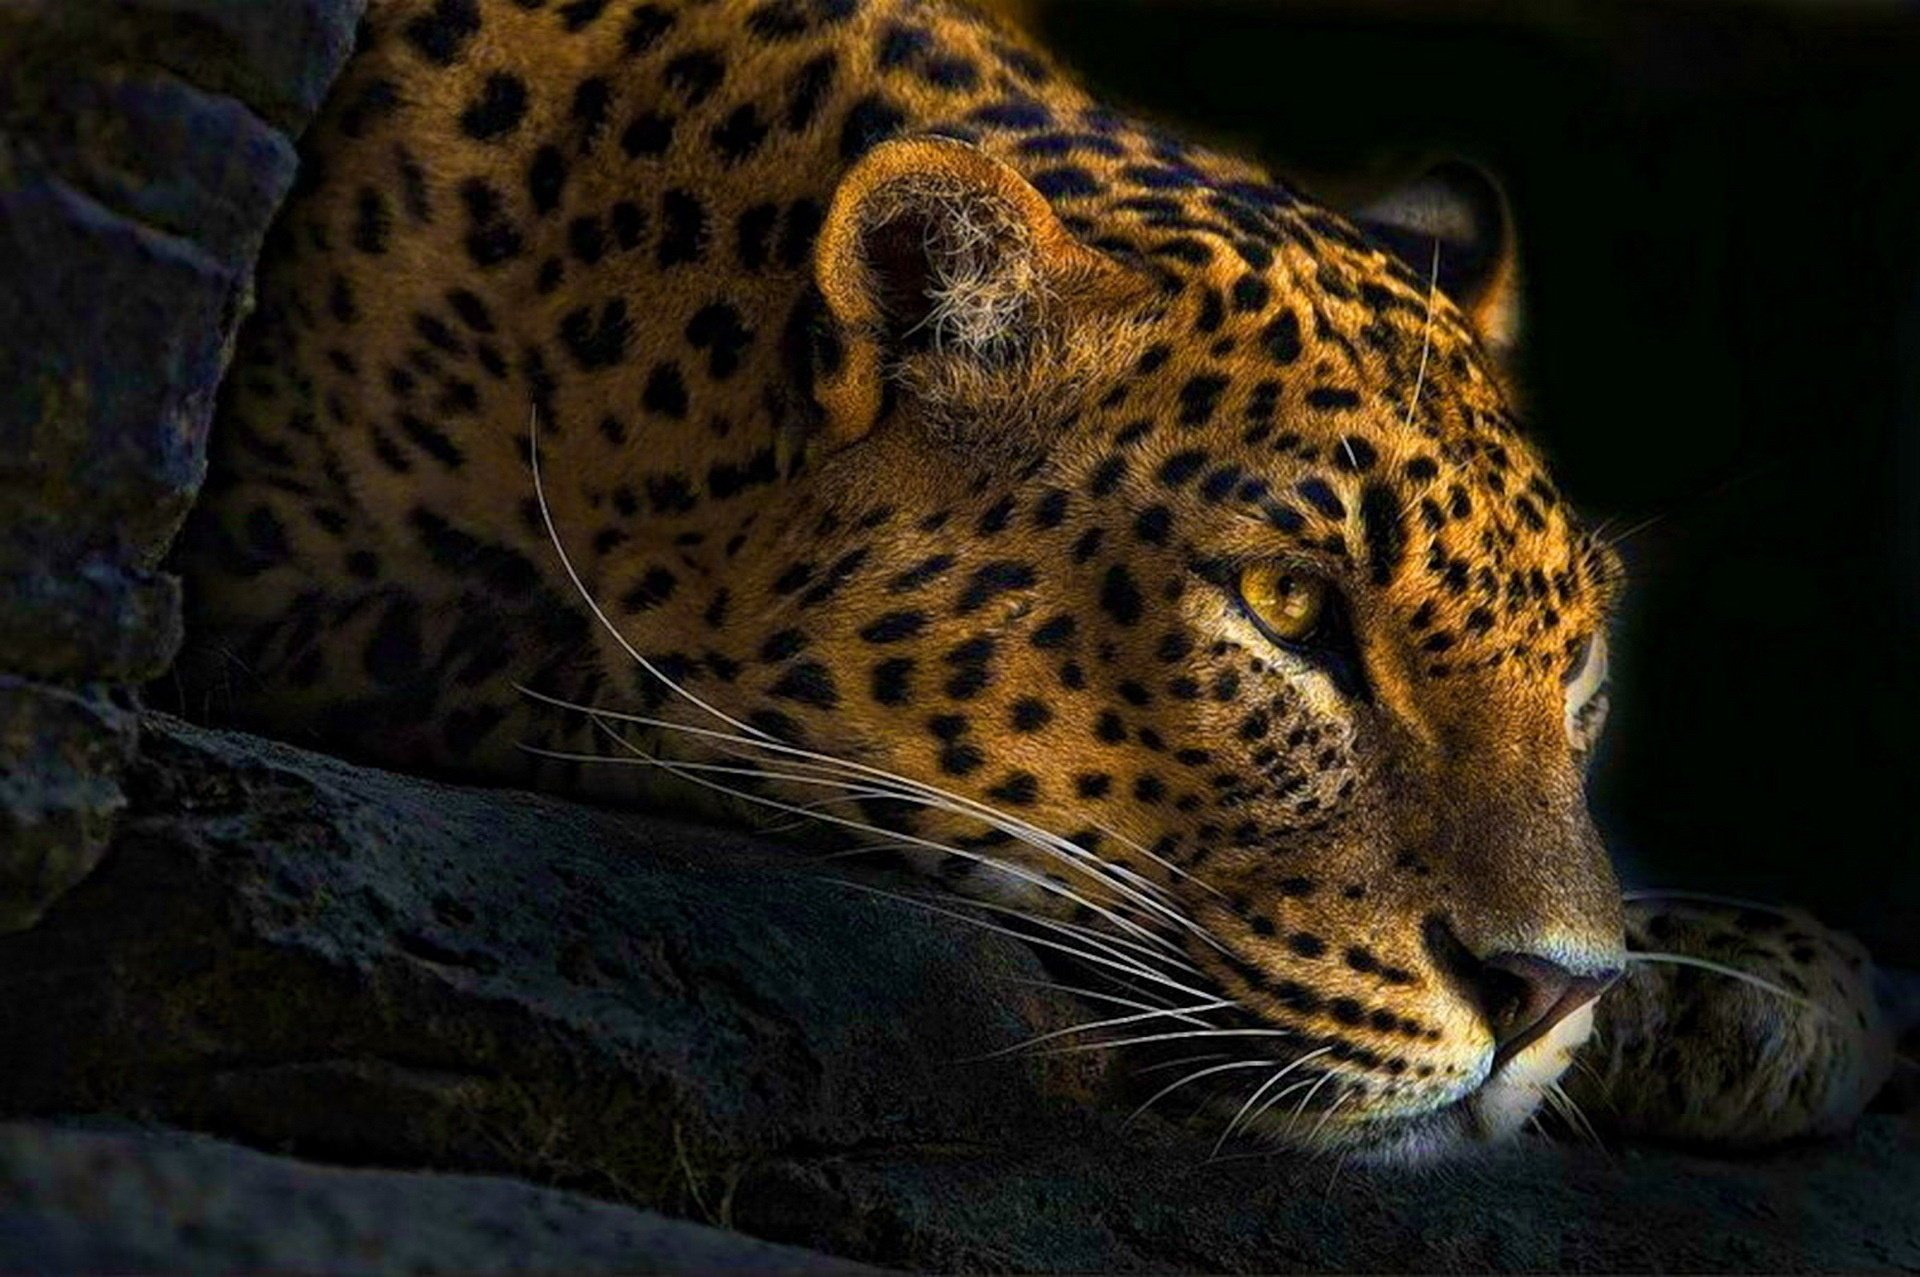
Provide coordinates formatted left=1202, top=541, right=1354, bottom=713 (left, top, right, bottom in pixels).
left=2, top=717, right=1916, bottom=1273
left=0, top=0, right=364, bottom=928
left=0, top=1121, right=878, bottom=1275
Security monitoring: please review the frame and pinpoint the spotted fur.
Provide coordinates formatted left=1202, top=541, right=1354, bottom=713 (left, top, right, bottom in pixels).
left=176, top=0, right=1890, bottom=1158
left=1568, top=898, right=1895, bottom=1148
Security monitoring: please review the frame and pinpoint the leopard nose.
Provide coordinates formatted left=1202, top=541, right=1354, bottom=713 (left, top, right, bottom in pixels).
left=1474, top=952, right=1614, bottom=1069
left=1425, top=919, right=1619, bottom=1070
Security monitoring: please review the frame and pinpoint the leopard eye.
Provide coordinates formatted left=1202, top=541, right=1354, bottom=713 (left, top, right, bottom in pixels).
left=1230, top=565, right=1370, bottom=699
left=1235, top=565, right=1330, bottom=646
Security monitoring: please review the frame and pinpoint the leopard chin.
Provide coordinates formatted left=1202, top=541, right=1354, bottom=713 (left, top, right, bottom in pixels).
left=1221, top=1001, right=1599, bottom=1163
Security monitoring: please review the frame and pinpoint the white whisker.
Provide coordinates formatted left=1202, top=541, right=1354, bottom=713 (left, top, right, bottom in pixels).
left=1322, top=1147, right=1355, bottom=1199
left=1305, top=1084, right=1359, bottom=1146
left=1401, top=238, right=1441, bottom=431
left=1284, top=1068, right=1339, bottom=1131
left=1548, top=1080, right=1606, bottom=1151
left=1210, top=1045, right=1335, bottom=1157
left=553, top=689, right=1196, bottom=927
left=1089, top=818, right=1225, bottom=901
left=989, top=975, right=1188, bottom=1014
left=1622, top=888, right=1799, bottom=916
left=1130, top=1051, right=1232, bottom=1077
left=1241, top=1074, right=1324, bottom=1137
left=972, top=997, right=1240, bottom=1061
left=829, top=879, right=1219, bottom=1005
left=1125, top=1058, right=1282, bottom=1128
left=1624, top=951, right=1826, bottom=1014
left=903, top=890, right=1205, bottom=978
left=519, top=688, right=1211, bottom=949
left=536, top=728, right=1189, bottom=961
left=1041, top=1026, right=1296, bottom=1058
left=526, top=406, right=770, bottom=743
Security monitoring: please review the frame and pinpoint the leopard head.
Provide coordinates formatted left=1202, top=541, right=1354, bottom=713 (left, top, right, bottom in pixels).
left=670, top=134, right=1624, bottom=1159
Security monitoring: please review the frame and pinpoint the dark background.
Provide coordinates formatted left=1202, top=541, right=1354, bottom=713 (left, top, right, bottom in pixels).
left=1023, top=0, right=1920, bottom=964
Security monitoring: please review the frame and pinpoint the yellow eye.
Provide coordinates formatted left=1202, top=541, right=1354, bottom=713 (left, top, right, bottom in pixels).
left=1237, top=565, right=1329, bottom=643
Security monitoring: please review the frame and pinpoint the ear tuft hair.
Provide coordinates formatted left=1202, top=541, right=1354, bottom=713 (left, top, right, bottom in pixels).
left=812, top=137, right=1150, bottom=450
left=858, top=173, right=1044, bottom=361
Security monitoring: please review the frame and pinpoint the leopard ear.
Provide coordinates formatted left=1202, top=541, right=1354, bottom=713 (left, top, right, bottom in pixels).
left=810, top=136, right=1149, bottom=447
left=1343, top=160, right=1523, bottom=368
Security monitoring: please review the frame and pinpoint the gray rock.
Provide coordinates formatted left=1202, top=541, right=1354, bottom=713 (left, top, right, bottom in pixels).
left=0, top=715, right=1107, bottom=1193
left=0, top=0, right=365, bottom=929
left=1, top=717, right=1916, bottom=1272
left=0, top=678, right=137, bottom=932
left=0, top=1121, right=879, bottom=1274
left=0, top=0, right=360, bottom=587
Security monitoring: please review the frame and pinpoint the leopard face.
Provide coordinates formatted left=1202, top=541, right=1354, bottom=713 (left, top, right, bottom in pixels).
left=663, top=135, right=1630, bottom=1159
left=181, top=0, right=1627, bottom=1159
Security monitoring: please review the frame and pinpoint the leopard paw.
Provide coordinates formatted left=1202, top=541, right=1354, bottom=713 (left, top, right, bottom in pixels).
left=1562, top=894, right=1896, bottom=1148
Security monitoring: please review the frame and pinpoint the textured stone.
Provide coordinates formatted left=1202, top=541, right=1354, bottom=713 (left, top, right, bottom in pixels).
left=0, top=44, right=303, bottom=659
left=0, top=717, right=1105, bottom=1190
left=0, top=0, right=363, bottom=137
left=0, top=678, right=138, bottom=932
left=0, top=1121, right=880, bottom=1275
left=0, top=0, right=364, bottom=930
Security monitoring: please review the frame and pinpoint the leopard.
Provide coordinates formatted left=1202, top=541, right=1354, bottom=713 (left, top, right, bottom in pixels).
left=172, top=0, right=1900, bottom=1161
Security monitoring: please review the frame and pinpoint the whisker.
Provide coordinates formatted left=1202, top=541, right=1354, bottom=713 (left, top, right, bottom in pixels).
left=1283, top=1069, right=1340, bottom=1131
left=829, top=879, right=1218, bottom=1005
left=989, top=975, right=1187, bottom=1013
left=970, top=998, right=1240, bottom=1061
left=1209, top=1045, right=1335, bottom=1158
left=1125, top=1058, right=1282, bottom=1128
left=1322, top=1147, right=1355, bottom=1200
left=1088, top=818, right=1226, bottom=902
left=1601, top=464, right=1775, bottom=555
left=1201, top=1075, right=1329, bottom=1164
left=1549, top=1080, right=1606, bottom=1151
left=990, top=982, right=1208, bottom=1041
left=1600, top=509, right=1668, bottom=549
left=550, top=688, right=1208, bottom=939
left=1536, top=1081, right=1571, bottom=1129
left=1622, top=888, right=1802, bottom=916
left=756, top=791, right=1221, bottom=971
left=1244, top=1074, right=1323, bottom=1132
left=533, top=731, right=1190, bottom=962
left=921, top=891, right=1206, bottom=979
left=569, top=755, right=1185, bottom=981
left=1305, top=1083, right=1359, bottom=1146
left=1400, top=237, right=1441, bottom=432
left=1624, top=951, right=1826, bottom=1014
left=1565, top=1052, right=1608, bottom=1089
left=1130, top=1051, right=1232, bottom=1078
left=1040, top=1026, right=1296, bottom=1058
left=525, top=405, right=769, bottom=743
left=523, top=690, right=1212, bottom=950
left=1544, top=1082, right=1615, bottom=1166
